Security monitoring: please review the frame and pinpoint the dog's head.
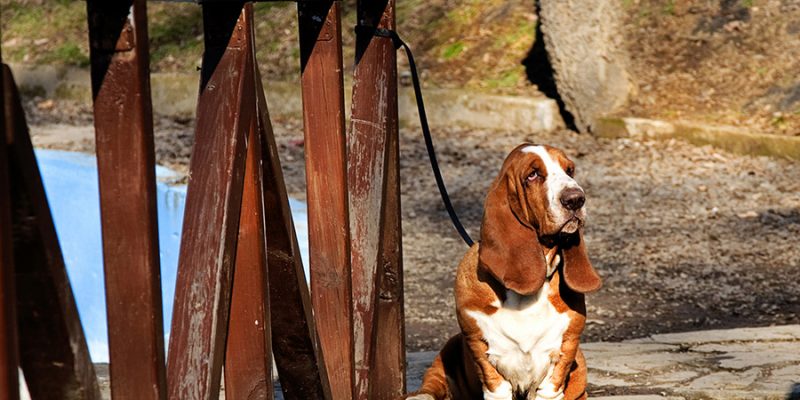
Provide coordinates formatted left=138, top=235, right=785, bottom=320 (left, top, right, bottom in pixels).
left=478, top=144, right=602, bottom=295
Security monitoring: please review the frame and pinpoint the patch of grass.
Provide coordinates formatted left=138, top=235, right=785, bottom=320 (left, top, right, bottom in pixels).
left=662, top=0, right=676, bottom=15
left=741, top=0, right=755, bottom=8
left=444, top=0, right=482, bottom=26
left=2, top=5, right=44, bottom=35
left=1, top=0, right=88, bottom=66
left=492, top=19, right=536, bottom=51
left=47, top=42, right=90, bottom=67
left=486, top=69, right=522, bottom=89
left=441, top=42, right=465, bottom=60
left=253, top=3, right=280, bottom=12
left=148, top=4, right=204, bottom=67
left=771, top=113, right=786, bottom=128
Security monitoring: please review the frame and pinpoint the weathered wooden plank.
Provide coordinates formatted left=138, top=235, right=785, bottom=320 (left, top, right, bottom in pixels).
left=224, top=71, right=273, bottom=399
left=254, top=65, right=332, bottom=400
left=0, top=57, right=19, bottom=400
left=369, top=79, right=405, bottom=400
left=86, top=1, right=167, bottom=398
left=348, top=1, right=405, bottom=398
left=3, top=64, right=101, bottom=400
left=297, top=2, right=354, bottom=400
left=165, top=4, right=253, bottom=399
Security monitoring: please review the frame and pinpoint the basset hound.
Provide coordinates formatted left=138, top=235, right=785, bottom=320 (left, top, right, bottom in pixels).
left=408, top=144, right=602, bottom=400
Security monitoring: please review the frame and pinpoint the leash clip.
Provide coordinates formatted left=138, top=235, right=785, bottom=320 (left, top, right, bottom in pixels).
left=354, top=25, right=403, bottom=49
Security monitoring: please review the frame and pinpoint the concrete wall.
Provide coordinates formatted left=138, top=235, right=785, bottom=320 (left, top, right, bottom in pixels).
left=10, top=63, right=564, bottom=133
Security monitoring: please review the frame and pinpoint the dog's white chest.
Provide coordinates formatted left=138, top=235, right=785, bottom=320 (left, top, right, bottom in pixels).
left=466, top=284, right=570, bottom=393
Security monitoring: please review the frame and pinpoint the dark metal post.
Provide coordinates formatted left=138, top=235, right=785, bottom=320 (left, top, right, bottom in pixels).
left=349, top=1, right=405, bottom=398
left=166, top=3, right=253, bottom=399
left=297, top=2, right=354, bottom=399
left=86, top=1, right=167, bottom=398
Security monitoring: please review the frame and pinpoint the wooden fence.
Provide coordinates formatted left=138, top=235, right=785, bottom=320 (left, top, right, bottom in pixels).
left=0, top=1, right=404, bottom=399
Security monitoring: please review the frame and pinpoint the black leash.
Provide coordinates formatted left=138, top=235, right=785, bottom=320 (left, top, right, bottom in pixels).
left=355, top=25, right=474, bottom=247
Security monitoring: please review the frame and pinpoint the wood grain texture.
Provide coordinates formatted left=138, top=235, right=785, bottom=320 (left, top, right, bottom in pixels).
left=3, top=64, right=101, bottom=400
left=86, top=1, right=167, bottom=398
left=224, top=58, right=273, bottom=399
left=298, top=2, right=354, bottom=400
left=255, top=64, right=332, bottom=400
left=166, top=4, right=252, bottom=399
left=369, top=82, right=405, bottom=400
left=348, top=1, right=405, bottom=398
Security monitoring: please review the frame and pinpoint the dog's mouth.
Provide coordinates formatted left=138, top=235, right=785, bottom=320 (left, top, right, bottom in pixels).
left=559, top=216, right=583, bottom=234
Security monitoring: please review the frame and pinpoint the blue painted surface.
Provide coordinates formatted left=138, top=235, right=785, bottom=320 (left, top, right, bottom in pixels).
left=35, top=149, right=310, bottom=363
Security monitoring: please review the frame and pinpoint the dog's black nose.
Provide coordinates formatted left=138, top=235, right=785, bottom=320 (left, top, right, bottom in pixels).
left=560, top=188, right=585, bottom=211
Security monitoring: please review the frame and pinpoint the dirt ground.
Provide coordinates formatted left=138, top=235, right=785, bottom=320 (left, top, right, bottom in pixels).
left=6, top=0, right=800, bottom=137
left=25, top=98, right=800, bottom=352
left=623, top=0, right=800, bottom=135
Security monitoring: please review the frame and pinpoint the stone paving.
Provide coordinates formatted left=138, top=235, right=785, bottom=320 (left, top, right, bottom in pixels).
left=27, top=325, right=798, bottom=399
left=407, top=325, right=800, bottom=400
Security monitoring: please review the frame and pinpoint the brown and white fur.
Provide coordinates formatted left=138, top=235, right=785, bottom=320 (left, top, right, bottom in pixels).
left=408, top=144, right=602, bottom=400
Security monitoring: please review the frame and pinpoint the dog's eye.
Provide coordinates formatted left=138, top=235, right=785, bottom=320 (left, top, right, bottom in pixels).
left=566, top=167, right=575, bottom=177
left=527, top=171, right=539, bottom=182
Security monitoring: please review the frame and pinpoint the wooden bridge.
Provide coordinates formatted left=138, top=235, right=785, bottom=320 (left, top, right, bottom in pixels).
left=0, top=1, right=404, bottom=399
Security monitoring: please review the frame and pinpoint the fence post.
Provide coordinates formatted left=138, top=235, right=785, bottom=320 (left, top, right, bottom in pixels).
left=3, top=64, right=100, bottom=400
left=224, top=16, right=273, bottom=395
left=348, top=1, right=406, bottom=399
left=252, top=66, right=333, bottom=400
left=0, top=49, right=19, bottom=400
left=297, top=2, right=355, bottom=399
left=166, top=3, right=253, bottom=398
left=86, top=1, right=167, bottom=398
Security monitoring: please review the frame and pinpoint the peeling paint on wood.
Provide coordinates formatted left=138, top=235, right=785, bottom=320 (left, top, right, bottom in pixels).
left=298, top=2, right=354, bottom=400
left=348, top=1, right=406, bottom=399
left=166, top=4, right=253, bottom=399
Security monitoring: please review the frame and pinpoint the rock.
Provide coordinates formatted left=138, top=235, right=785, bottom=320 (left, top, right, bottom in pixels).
left=647, top=325, right=800, bottom=344
left=593, top=397, right=685, bottom=400
left=692, top=341, right=800, bottom=369
left=537, top=0, right=633, bottom=133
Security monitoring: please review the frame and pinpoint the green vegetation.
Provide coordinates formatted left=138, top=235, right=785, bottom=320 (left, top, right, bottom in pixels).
left=442, top=42, right=465, bottom=60
left=148, top=4, right=204, bottom=68
left=662, top=0, right=676, bottom=16
left=486, top=69, right=523, bottom=89
left=1, top=0, right=88, bottom=66
left=0, top=0, right=540, bottom=92
left=46, top=42, right=89, bottom=67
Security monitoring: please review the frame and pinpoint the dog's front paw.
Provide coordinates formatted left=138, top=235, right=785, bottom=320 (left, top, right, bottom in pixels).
left=405, top=394, right=435, bottom=400
left=533, top=381, right=564, bottom=400
left=483, top=380, right=513, bottom=400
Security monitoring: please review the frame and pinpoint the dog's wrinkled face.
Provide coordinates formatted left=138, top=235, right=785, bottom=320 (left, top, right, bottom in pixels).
left=479, top=143, right=601, bottom=295
left=514, top=145, right=586, bottom=237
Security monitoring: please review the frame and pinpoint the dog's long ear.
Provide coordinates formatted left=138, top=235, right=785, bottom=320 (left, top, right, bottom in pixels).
left=562, top=230, right=602, bottom=293
left=478, top=174, right=546, bottom=296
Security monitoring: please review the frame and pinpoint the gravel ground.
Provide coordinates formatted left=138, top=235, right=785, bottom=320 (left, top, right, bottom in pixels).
left=25, top=99, right=800, bottom=352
